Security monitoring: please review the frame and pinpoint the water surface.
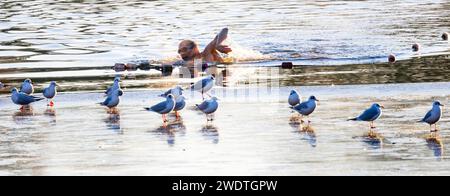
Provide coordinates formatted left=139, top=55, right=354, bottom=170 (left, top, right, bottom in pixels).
left=1, top=0, right=450, bottom=90
left=1, top=0, right=450, bottom=176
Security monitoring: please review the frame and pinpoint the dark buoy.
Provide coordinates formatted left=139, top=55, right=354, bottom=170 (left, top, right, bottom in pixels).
left=221, top=69, right=227, bottom=78
left=281, top=62, right=293, bottom=69
left=443, top=32, right=449, bottom=41
left=161, top=65, right=173, bottom=76
left=412, top=43, right=420, bottom=52
left=113, top=63, right=126, bottom=71
left=388, top=54, right=396, bottom=63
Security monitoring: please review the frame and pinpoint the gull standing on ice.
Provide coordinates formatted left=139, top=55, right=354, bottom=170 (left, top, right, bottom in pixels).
left=99, top=89, right=123, bottom=113
left=419, top=101, right=444, bottom=133
left=291, top=96, right=319, bottom=122
left=105, top=77, right=121, bottom=97
left=43, top=81, right=58, bottom=107
left=348, top=103, right=384, bottom=130
left=196, top=97, right=219, bottom=122
left=11, top=87, right=44, bottom=109
left=288, top=89, right=301, bottom=107
left=191, top=75, right=215, bottom=100
left=145, top=94, right=176, bottom=123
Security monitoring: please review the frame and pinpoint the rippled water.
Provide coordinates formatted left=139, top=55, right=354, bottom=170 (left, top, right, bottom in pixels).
left=1, top=0, right=450, bottom=92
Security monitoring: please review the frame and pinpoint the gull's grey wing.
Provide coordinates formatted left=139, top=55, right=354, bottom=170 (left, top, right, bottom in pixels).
left=422, top=110, right=433, bottom=122
left=196, top=100, right=210, bottom=110
left=17, top=93, right=41, bottom=104
left=293, top=102, right=308, bottom=111
left=150, top=101, right=167, bottom=112
left=102, top=96, right=112, bottom=106
left=357, top=107, right=379, bottom=121
left=175, top=100, right=186, bottom=111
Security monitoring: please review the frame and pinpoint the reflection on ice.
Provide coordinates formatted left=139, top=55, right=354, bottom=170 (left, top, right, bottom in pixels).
left=200, top=125, right=219, bottom=144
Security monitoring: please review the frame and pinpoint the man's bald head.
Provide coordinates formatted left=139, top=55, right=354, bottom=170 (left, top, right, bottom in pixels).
left=178, top=40, right=199, bottom=61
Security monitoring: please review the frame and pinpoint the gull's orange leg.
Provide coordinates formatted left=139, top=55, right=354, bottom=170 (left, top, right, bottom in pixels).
left=176, top=111, right=181, bottom=121
left=163, top=114, right=169, bottom=123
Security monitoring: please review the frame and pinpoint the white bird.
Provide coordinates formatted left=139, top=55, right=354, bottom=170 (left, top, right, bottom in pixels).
left=288, top=89, right=301, bottom=107
left=419, top=101, right=444, bottom=132
left=145, top=94, right=176, bottom=123
left=160, top=86, right=183, bottom=99
left=292, top=96, right=319, bottom=118
left=191, top=75, right=215, bottom=100
left=11, top=88, right=44, bottom=109
left=196, top=97, right=219, bottom=122
left=105, top=77, right=121, bottom=97
left=349, top=103, right=384, bottom=129
left=99, top=89, right=123, bottom=112
left=43, top=81, right=58, bottom=106
left=20, top=78, right=34, bottom=95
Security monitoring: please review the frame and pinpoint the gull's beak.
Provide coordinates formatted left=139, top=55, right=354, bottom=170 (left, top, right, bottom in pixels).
left=440, top=104, right=445, bottom=106
left=381, top=105, right=385, bottom=109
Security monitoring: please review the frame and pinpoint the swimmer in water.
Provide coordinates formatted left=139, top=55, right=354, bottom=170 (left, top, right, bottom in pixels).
left=114, top=28, right=232, bottom=76
left=165, top=28, right=233, bottom=77
left=176, top=28, right=232, bottom=67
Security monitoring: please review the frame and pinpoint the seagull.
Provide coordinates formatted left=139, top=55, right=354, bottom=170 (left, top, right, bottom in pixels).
left=99, top=89, right=123, bottom=113
left=11, top=87, right=44, bottom=109
left=20, top=78, right=34, bottom=95
left=160, top=86, right=183, bottom=99
left=291, top=96, right=319, bottom=123
left=43, top=81, right=58, bottom=107
left=419, top=101, right=444, bottom=132
left=348, top=103, right=384, bottom=130
left=191, top=75, right=215, bottom=100
left=173, top=95, right=186, bottom=120
left=196, top=97, right=219, bottom=122
left=105, top=77, right=121, bottom=97
left=288, top=89, right=301, bottom=107
left=145, top=94, right=176, bottom=123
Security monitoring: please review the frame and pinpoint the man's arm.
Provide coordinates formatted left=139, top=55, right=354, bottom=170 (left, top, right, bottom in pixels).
left=203, top=28, right=232, bottom=55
